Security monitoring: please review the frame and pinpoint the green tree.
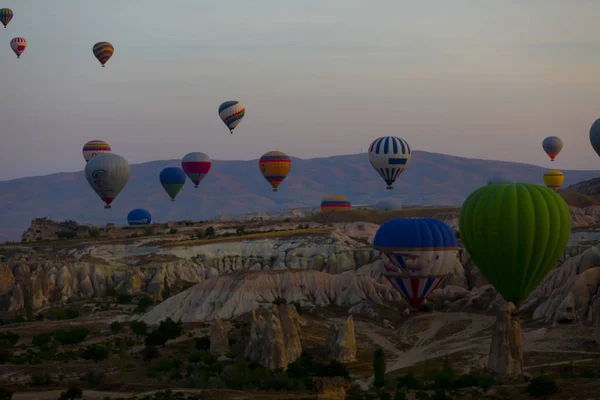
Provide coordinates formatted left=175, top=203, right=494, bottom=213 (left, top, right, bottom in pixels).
left=162, top=275, right=171, bottom=300
left=0, top=387, right=13, bottom=400
left=81, top=344, right=110, bottom=363
left=205, top=226, right=216, bottom=237
left=54, top=327, right=89, bottom=346
left=31, top=332, right=53, bottom=349
left=526, top=376, right=559, bottom=399
left=195, top=229, right=206, bottom=239
left=116, top=293, right=133, bottom=304
left=236, top=225, right=246, bottom=235
left=89, top=229, right=100, bottom=237
left=110, top=321, right=123, bottom=333
left=136, top=295, right=154, bottom=312
left=119, top=338, right=127, bottom=385
left=142, top=345, right=160, bottom=365
left=373, top=347, right=386, bottom=387
left=130, top=320, right=148, bottom=336
left=58, top=386, right=83, bottom=400
left=157, top=317, right=182, bottom=340
left=195, top=336, right=210, bottom=351
left=0, top=331, right=19, bottom=346
left=145, top=330, right=168, bottom=347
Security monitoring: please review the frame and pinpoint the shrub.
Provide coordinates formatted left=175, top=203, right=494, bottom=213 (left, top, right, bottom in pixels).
left=526, top=376, right=559, bottom=399
left=89, top=229, right=100, bottom=237
left=80, top=370, right=105, bottom=387
left=136, top=296, right=154, bottom=313
left=195, top=336, right=210, bottom=351
left=58, top=386, right=83, bottom=400
left=0, top=331, right=19, bottom=346
left=54, top=308, right=79, bottom=320
left=31, top=332, right=53, bottom=349
left=195, top=229, right=205, bottom=239
left=205, top=227, right=216, bottom=237
left=157, top=317, right=183, bottom=340
left=54, top=327, right=89, bottom=346
left=130, top=320, right=148, bottom=336
left=169, top=228, right=178, bottom=234
left=145, top=330, right=168, bottom=347
left=0, top=387, right=13, bottom=400
left=142, top=345, right=160, bottom=363
left=396, top=370, right=423, bottom=390
left=116, top=293, right=133, bottom=304
left=81, top=344, right=110, bottom=363
left=110, top=321, right=123, bottom=333
left=373, top=347, right=386, bottom=387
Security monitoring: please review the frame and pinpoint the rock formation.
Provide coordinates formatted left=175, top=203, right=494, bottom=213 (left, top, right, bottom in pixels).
left=209, top=317, right=229, bottom=355
left=488, top=300, right=523, bottom=378
left=325, top=315, right=357, bottom=363
left=244, top=305, right=302, bottom=370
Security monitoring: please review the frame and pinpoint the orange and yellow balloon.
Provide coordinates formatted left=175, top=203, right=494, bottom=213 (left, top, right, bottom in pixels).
left=93, top=42, right=114, bottom=67
left=543, top=169, right=564, bottom=191
left=321, top=195, right=351, bottom=212
left=258, top=151, right=291, bottom=192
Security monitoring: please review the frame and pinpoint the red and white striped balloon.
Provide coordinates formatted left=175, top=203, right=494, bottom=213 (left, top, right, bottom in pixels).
left=10, top=37, right=26, bottom=58
left=181, top=152, right=212, bottom=188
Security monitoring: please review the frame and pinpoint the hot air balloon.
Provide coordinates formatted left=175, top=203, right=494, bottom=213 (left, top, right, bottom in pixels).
left=218, top=101, right=245, bottom=133
left=10, top=37, right=26, bottom=58
left=375, top=198, right=402, bottom=211
left=258, top=151, right=291, bottom=192
left=159, top=167, right=186, bottom=201
left=368, top=136, right=411, bottom=190
left=181, top=152, right=212, bottom=188
left=542, top=136, right=563, bottom=162
left=93, top=42, right=114, bottom=67
left=321, top=195, right=351, bottom=212
left=82, top=140, right=112, bottom=163
left=373, top=218, right=458, bottom=308
left=0, top=8, right=13, bottom=28
left=459, top=183, right=570, bottom=306
left=590, top=118, right=600, bottom=158
left=127, top=209, right=152, bottom=226
left=543, top=169, right=564, bottom=191
left=85, top=153, right=130, bottom=209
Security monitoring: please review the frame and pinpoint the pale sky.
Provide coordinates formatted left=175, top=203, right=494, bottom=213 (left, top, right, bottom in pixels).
left=2, top=0, right=600, bottom=180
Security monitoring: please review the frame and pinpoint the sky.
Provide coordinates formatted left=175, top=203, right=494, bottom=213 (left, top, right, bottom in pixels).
left=2, top=0, right=600, bottom=180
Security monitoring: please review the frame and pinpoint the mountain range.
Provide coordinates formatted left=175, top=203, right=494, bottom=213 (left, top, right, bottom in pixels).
left=1, top=151, right=599, bottom=242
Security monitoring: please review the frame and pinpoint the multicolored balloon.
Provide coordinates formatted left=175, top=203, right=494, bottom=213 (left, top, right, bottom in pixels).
left=368, top=136, right=411, bottom=190
left=127, top=209, right=152, bottom=226
left=459, top=183, right=571, bottom=306
left=85, top=153, right=130, bottom=209
left=321, top=195, right=351, bottom=212
left=93, top=42, right=114, bottom=67
left=0, top=8, right=13, bottom=28
left=590, top=118, right=600, bottom=158
left=181, top=152, right=212, bottom=188
left=258, top=151, right=291, bottom=192
left=373, top=218, right=458, bottom=308
left=543, top=169, right=564, bottom=191
left=82, top=140, right=112, bottom=163
left=542, top=136, right=563, bottom=162
left=10, top=37, right=26, bottom=59
left=218, top=101, right=245, bottom=134
left=159, top=167, right=186, bottom=201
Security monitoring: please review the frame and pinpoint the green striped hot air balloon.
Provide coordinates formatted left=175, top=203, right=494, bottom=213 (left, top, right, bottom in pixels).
left=459, top=183, right=571, bottom=307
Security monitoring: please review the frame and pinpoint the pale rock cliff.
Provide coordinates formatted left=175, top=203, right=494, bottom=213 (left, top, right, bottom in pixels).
left=325, top=315, right=357, bottom=363
left=209, top=317, right=229, bottom=355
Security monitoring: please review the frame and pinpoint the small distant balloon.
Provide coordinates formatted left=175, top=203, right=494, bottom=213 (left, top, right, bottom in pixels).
left=218, top=101, right=245, bottom=134
left=82, top=140, right=112, bottom=163
left=127, top=209, right=152, bottom=226
left=93, top=42, right=114, bottom=67
left=85, top=153, right=130, bottom=209
left=321, top=195, right=351, bottom=212
left=542, top=136, right=563, bottom=162
left=259, top=151, right=291, bottom=192
left=10, top=37, right=26, bottom=58
left=368, top=136, right=412, bottom=190
left=0, top=8, right=13, bottom=28
left=181, top=152, right=212, bottom=188
left=159, top=167, right=186, bottom=201
left=590, top=118, right=600, bottom=158
left=543, top=169, right=564, bottom=191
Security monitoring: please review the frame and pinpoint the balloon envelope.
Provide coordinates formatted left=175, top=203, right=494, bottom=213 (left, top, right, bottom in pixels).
left=218, top=101, right=245, bottom=133
left=83, top=140, right=111, bottom=163
left=321, top=195, right=351, bottom=212
left=368, top=136, right=411, bottom=190
left=373, top=218, right=458, bottom=308
left=159, top=167, right=186, bottom=200
left=93, top=42, right=114, bottom=66
left=0, top=8, right=13, bottom=28
left=459, top=183, right=571, bottom=306
left=85, top=153, right=130, bottom=208
left=127, top=209, right=152, bottom=226
left=181, top=152, right=212, bottom=188
left=590, top=118, right=600, bottom=158
left=375, top=198, right=402, bottom=210
left=543, top=170, right=564, bottom=191
left=10, top=37, right=26, bottom=58
left=542, top=136, right=563, bottom=161
left=259, top=151, right=291, bottom=192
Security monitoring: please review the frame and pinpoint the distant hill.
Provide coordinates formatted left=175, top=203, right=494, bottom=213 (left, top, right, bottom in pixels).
left=1, top=151, right=599, bottom=242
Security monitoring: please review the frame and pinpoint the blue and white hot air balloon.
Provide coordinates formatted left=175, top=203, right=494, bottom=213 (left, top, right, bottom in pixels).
left=373, top=218, right=458, bottom=308
left=127, top=209, right=152, bottom=226
left=218, top=101, right=246, bottom=134
left=368, top=136, right=412, bottom=190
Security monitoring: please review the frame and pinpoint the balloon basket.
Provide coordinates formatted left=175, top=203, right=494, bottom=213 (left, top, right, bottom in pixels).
left=104, top=205, right=111, bottom=209
left=171, top=199, right=175, bottom=202
left=194, top=185, right=199, bottom=188
left=273, top=188, right=278, bottom=192
left=386, top=186, right=393, bottom=191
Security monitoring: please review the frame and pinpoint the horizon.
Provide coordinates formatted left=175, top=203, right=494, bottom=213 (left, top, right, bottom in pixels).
left=2, top=1, right=600, bottom=180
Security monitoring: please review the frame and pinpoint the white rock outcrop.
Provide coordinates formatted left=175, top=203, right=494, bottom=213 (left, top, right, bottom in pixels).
left=209, top=317, right=229, bottom=355
left=487, top=300, right=523, bottom=378
left=325, top=315, right=357, bottom=363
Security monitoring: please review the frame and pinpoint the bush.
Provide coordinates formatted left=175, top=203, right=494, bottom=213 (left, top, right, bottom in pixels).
left=0, top=331, right=18, bottom=346
left=54, top=308, right=79, bottom=320
left=130, top=320, right=148, bottom=336
left=374, top=347, right=386, bottom=387
left=58, top=386, right=83, bottom=400
left=205, top=227, right=216, bottom=237
left=142, top=345, right=160, bottom=363
left=136, top=296, right=154, bottom=312
left=81, top=344, right=110, bottom=363
left=526, top=376, right=559, bottom=399
left=145, top=330, right=168, bottom=347
left=110, top=321, right=123, bottom=333
left=31, top=332, right=53, bottom=349
left=116, top=293, right=133, bottom=304
left=0, top=387, right=12, bottom=400
left=195, top=336, right=210, bottom=351
left=30, top=371, right=52, bottom=386
left=157, top=317, right=183, bottom=340
left=54, top=327, right=89, bottom=346
left=396, top=370, right=423, bottom=390
left=195, top=229, right=206, bottom=239
left=80, top=370, right=105, bottom=387
left=89, top=229, right=100, bottom=237
left=169, top=228, right=178, bottom=234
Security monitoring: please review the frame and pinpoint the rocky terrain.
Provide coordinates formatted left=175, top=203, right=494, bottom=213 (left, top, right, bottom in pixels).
left=1, top=205, right=600, bottom=399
